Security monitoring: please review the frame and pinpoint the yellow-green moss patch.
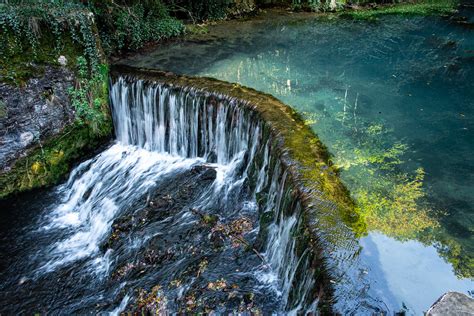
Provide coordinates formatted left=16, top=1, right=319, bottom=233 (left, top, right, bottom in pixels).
left=0, top=120, right=112, bottom=199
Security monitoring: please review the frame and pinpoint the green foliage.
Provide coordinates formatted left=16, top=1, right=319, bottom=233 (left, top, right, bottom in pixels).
left=68, top=56, right=110, bottom=133
left=354, top=168, right=439, bottom=240
left=0, top=1, right=102, bottom=70
left=308, top=95, right=472, bottom=277
left=90, top=0, right=184, bottom=54
left=329, top=119, right=439, bottom=240
left=0, top=2, right=113, bottom=198
left=0, top=0, right=184, bottom=65
left=302, top=93, right=440, bottom=241
left=435, top=237, right=474, bottom=279
left=303, top=94, right=472, bottom=277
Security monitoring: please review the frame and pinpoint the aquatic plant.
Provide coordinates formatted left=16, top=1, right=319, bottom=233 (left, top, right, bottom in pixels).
left=314, top=102, right=473, bottom=278
left=312, top=93, right=473, bottom=278
left=354, top=168, right=439, bottom=240
left=325, top=95, right=440, bottom=240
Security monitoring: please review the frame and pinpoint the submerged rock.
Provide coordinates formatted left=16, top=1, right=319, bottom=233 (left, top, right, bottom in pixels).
left=427, top=292, right=474, bottom=316
left=101, top=162, right=269, bottom=313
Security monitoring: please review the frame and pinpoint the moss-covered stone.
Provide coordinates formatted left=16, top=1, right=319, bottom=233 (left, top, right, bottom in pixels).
left=0, top=120, right=112, bottom=199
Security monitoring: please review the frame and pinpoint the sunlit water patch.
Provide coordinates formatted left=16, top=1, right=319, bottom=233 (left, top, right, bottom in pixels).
left=123, top=10, right=474, bottom=313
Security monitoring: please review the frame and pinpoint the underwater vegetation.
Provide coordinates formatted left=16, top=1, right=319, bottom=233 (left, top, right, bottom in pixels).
left=179, top=18, right=472, bottom=278
left=303, top=85, right=472, bottom=279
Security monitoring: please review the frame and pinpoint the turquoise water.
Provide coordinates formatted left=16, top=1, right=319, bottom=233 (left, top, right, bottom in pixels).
left=123, top=11, right=473, bottom=314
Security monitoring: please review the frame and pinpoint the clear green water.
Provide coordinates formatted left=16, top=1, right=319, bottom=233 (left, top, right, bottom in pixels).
left=124, top=11, right=473, bottom=313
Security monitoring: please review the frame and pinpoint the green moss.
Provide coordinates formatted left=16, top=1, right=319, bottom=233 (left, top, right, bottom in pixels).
left=0, top=119, right=112, bottom=199
left=0, top=57, right=113, bottom=198
left=0, top=48, right=112, bottom=199
left=341, top=0, right=459, bottom=21
left=0, top=26, right=85, bottom=86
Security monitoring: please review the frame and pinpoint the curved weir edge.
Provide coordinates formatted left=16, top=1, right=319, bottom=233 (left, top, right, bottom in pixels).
left=110, top=64, right=364, bottom=312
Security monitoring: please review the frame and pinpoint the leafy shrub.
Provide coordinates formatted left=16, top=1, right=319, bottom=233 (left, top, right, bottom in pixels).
left=0, top=0, right=184, bottom=60
left=89, top=0, right=184, bottom=54
left=0, top=1, right=102, bottom=69
left=68, top=56, right=109, bottom=133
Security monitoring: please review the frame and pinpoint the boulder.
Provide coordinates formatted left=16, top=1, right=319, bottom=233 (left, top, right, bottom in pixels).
left=427, top=292, right=474, bottom=316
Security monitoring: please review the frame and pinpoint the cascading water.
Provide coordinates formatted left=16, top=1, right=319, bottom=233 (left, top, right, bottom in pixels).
left=0, top=75, right=329, bottom=314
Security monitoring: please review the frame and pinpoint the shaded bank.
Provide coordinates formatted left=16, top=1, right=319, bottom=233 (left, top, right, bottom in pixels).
left=0, top=3, right=112, bottom=198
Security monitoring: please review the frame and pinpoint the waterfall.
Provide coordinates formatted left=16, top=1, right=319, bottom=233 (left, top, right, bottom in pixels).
left=109, top=76, right=327, bottom=312
left=6, top=74, right=328, bottom=314
left=110, top=77, right=260, bottom=165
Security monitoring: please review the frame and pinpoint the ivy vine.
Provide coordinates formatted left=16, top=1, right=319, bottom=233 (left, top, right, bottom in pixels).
left=0, top=2, right=102, bottom=70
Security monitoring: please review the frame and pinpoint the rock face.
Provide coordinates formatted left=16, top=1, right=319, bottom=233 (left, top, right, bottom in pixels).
left=0, top=66, right=75, bottom=172
left=427, top=292, right=474, bottom=316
